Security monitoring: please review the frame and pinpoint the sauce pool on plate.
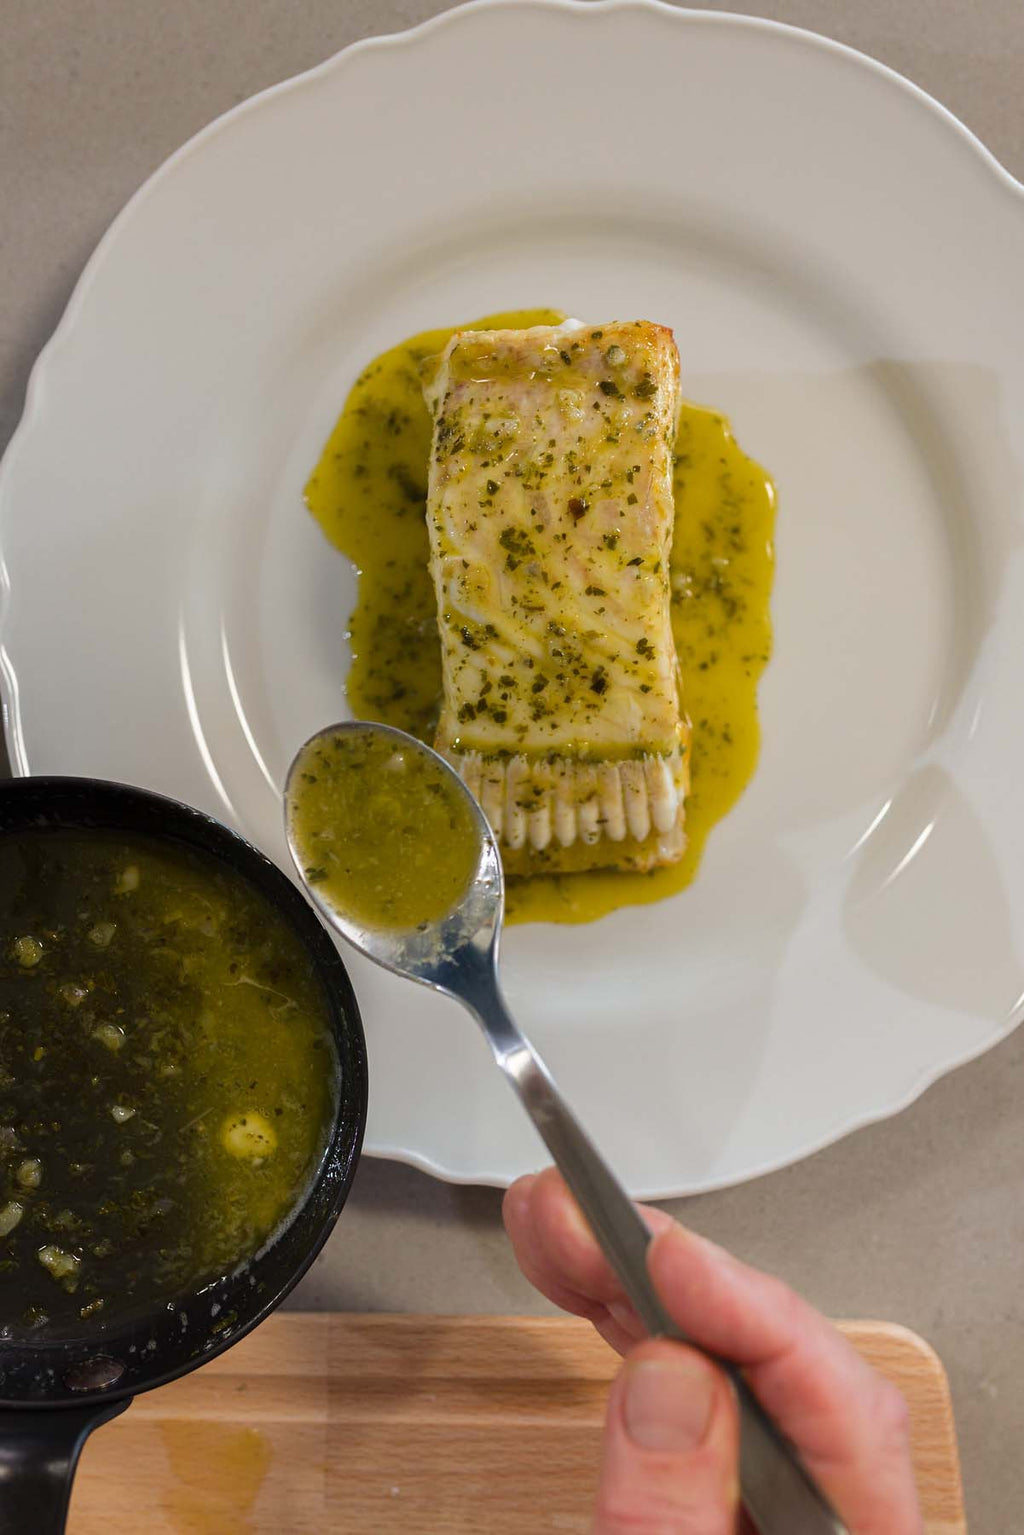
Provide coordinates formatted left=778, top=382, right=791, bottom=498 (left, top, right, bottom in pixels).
left=0, top=831, right=337, bottom=1336
left=288, top=730, right=479, bottom=931
left=305, top=309, right=776, bottom=924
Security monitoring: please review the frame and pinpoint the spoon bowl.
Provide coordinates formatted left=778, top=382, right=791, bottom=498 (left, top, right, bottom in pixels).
left=284, top=720, right=848, bottom=1535
left=285, top=721, right=502, bottom=992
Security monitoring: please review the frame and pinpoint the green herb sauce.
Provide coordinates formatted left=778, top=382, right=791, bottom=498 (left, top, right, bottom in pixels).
left=0, top=832, right=336, bottom=1335
left=289, top=731, right=478, bottom=931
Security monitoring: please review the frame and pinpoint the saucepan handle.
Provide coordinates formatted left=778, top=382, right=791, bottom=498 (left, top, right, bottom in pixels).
left=0, top=1399, right=131, bottom=1534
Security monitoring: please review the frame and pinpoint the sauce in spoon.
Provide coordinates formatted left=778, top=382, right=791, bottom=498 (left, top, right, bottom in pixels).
left=287, top=726, right=479, bottom=931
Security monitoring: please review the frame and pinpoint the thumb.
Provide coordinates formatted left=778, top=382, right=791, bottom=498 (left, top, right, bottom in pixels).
left=593, top=1340, right=740, bottom=1535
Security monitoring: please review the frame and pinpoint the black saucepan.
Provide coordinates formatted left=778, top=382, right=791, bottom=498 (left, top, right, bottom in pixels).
left=0, top=778, right=367, bottom=1534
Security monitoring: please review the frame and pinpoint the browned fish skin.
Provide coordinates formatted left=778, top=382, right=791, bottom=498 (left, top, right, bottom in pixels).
left=424, top=320, right=689, bottom=873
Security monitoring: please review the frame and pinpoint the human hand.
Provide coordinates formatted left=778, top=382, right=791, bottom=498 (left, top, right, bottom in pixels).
left=503, top=1169, right=922, bottom=1534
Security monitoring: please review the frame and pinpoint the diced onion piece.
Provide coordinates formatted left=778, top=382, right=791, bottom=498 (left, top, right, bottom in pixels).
left=110, top=1105, right=135, bottom=1124
left=557, top=389, right=585, bottom=423
left=59, top=982, right=88, bottom=1007
left=0, top=1200, right=24, bottom=1237
left=88, top=922, right=116, bottom=949
left=92, top=1023, right=125, bottom=1052
left=115, top=865, right=140, bottom=894
left=37, top=1245, right=81, bottom=1285
left=16, top=1158, right=42, bottom=1190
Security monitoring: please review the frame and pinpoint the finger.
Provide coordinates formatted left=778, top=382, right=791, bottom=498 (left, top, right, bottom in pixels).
left=504, top=1168, right=671, bottom=1335
left=503, top=1175, right=610, bottom=1324
left=501, top=1184, right=644, bottom=1354
left=648, top=1227, right=922, bottom=1532
left=592, top=1312, right=649, bottom=1358
left=593, top=1339, right=739, bottom=1535
left=507, top=1174, right=920, bottom=1530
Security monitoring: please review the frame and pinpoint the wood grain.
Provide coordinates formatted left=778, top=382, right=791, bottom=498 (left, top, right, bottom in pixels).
left=68, top=1314, right=965, bottom=1533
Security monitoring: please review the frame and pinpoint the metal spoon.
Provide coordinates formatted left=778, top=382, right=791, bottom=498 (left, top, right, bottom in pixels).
left=284, top=720, right=847, bottom=1535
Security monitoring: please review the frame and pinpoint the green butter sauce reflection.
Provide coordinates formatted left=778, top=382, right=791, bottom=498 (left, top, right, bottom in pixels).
left=0, top=832, right=336, bottom=1334
left=289, top=731, right=479, bottom=930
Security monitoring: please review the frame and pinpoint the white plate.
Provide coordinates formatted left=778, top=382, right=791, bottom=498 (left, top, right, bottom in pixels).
left=2, top=1, right=1024, bottom=1196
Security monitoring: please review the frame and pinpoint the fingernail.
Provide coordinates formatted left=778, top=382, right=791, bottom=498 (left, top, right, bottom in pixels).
left=623, top=1356, right=716, bottom=1453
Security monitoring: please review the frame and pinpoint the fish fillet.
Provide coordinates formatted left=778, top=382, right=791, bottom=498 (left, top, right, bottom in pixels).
left=423, top=320, right=689, bottom=875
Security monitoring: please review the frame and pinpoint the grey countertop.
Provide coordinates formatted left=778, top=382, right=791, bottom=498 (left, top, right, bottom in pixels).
left=2, top=3, right=1022, bottom=1528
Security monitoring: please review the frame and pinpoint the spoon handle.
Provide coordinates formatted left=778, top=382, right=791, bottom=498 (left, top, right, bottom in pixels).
left=465, top=970, right=847, bottom=1535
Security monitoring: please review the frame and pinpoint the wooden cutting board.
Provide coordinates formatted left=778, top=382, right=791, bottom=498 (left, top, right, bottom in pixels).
left=69, top=1314, right=965, bottom=1533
